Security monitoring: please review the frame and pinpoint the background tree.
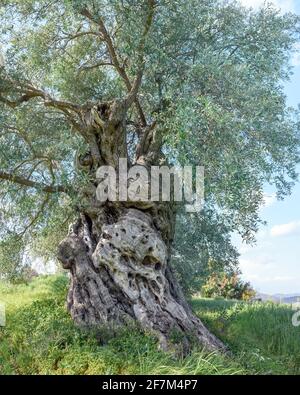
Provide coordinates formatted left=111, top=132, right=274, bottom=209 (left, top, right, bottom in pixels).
left=201, top=269, right=256, bottom=301
left=0, top=0, right=299, bottom=352
left=172, top=209, right=239, bottom=296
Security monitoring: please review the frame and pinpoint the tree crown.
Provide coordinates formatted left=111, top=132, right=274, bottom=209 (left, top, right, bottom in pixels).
left=0, top=0, right=300, bottom=275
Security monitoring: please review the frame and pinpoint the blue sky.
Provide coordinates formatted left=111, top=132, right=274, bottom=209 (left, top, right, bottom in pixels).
left=234, top=0, right=300, bottom=294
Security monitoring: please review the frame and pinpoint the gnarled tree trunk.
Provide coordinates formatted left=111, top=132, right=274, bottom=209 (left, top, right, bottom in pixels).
left=58, top=205, right=225, bottom=353
left=57, top=98, right=225, bottom=354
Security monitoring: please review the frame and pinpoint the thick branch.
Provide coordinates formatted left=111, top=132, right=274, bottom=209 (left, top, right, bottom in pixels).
left=135, top=120, right=161, bottom=165
left=126, top=0, right=156, bottom=107
left=0, top=77, right=84, bottom=134
left=0, top=80, right=80, bottom=113
left=79, top=2, right=156, bottom=126
left=0, top=171, right=70, bottom=194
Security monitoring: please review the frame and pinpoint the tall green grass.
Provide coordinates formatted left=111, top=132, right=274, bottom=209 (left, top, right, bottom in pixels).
left=0, top=275, right=299, bottom=375
left=192, top=298, right=300, bottom=374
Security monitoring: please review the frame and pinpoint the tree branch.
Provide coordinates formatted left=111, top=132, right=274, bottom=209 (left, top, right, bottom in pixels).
left=0, top=84, right=81, bottom=115
left=0, top=124, right=35, bottom=152
left=79, top=2, right=156, bottom=127
left=126, top=0, right=156, bottom=107
left=0, top=77, right=86, bottom=135
left=77, top=60, right=113, bottom=73
left=0, top=171, right=70, bottom=194
left=18, top=193, right=51, bottom=237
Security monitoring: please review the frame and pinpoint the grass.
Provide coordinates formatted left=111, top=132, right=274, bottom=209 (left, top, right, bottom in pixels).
left=0, top=275, right=299, bottom=375
left=193, top=298, right=300, bottom=374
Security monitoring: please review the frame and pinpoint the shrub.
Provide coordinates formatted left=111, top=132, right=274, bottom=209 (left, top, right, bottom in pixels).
left=201, top=271, right=256, bottom=301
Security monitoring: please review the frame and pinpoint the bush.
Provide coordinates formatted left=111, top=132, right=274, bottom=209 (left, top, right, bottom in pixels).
left=201, top=271, right=256, bottom=301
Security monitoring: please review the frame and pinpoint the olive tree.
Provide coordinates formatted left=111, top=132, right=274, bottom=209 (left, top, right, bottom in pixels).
left=0, top=0, right=299, bottom=351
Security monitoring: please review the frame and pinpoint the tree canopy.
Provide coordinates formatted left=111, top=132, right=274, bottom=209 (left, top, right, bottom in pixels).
left=0, top=0, right=300, bottom=281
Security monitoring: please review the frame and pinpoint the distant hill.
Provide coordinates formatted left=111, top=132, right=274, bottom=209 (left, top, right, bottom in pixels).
left=255, top=293, right=300, bottom=304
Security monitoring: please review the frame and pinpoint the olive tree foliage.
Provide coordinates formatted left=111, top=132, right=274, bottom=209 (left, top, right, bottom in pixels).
left=0, top=0, right=299, bottom=281
left=172, top=209, right=239, bottom=296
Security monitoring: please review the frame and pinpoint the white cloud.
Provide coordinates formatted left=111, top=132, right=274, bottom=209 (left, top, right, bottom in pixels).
left=240, top=256, right=274, bottom=268
left=270, top=220, right=300, bottom=237
left=239, top=0, right=295, bottom=13
left=247, top=274, right=294, bottom=282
